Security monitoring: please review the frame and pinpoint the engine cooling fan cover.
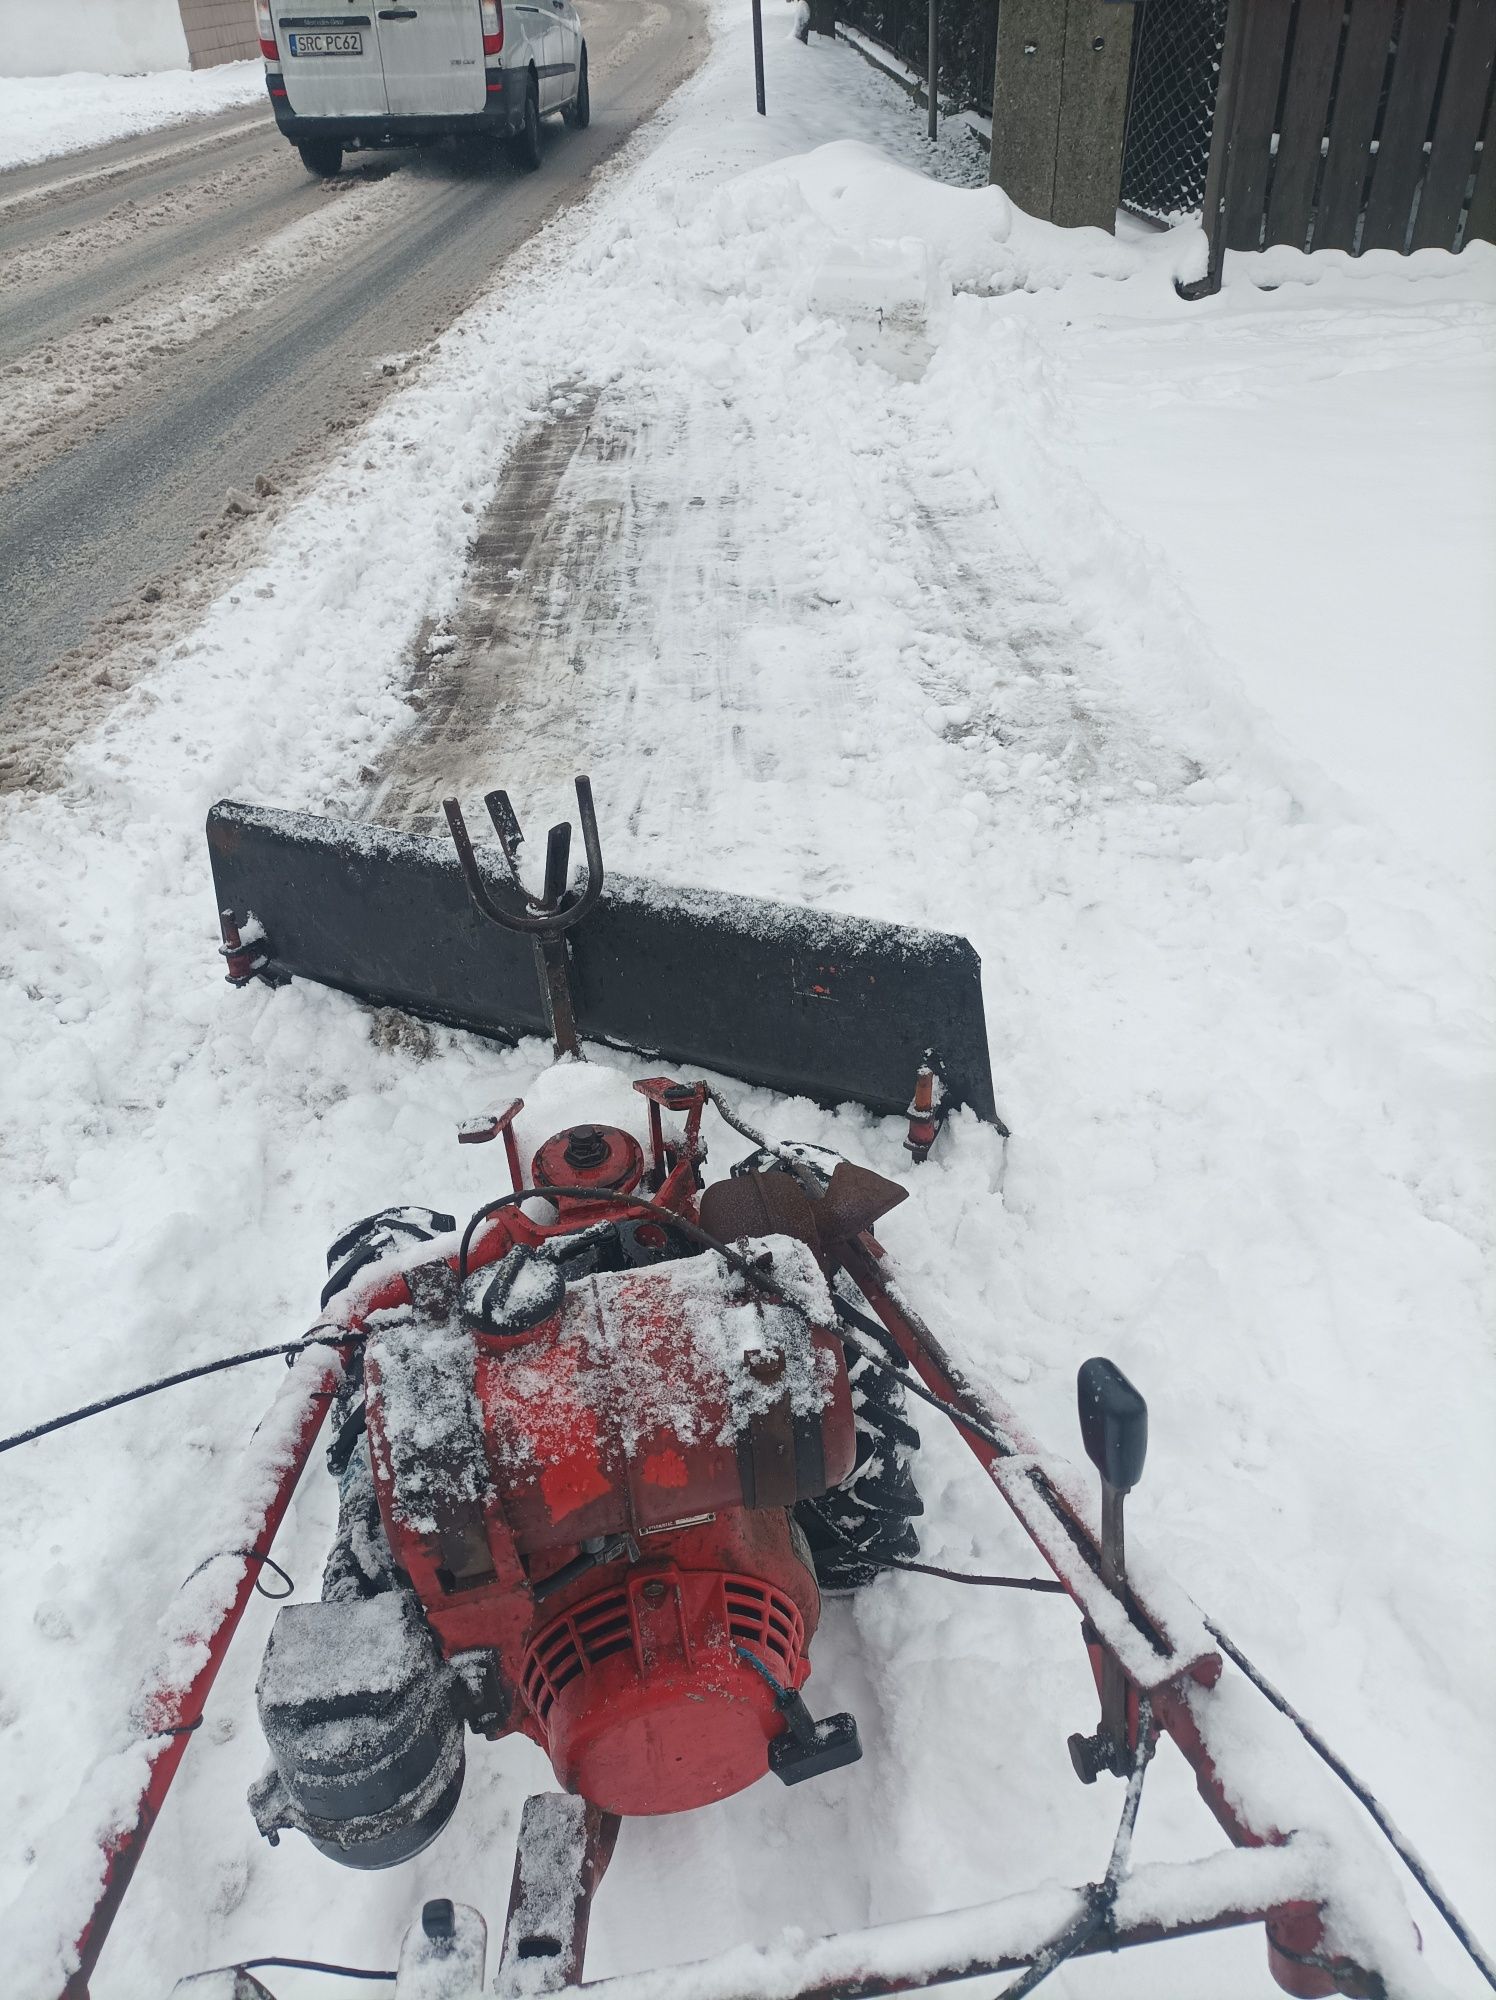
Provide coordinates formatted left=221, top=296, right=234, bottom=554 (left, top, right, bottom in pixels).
left=522, top=1565, right=808, bottom=1816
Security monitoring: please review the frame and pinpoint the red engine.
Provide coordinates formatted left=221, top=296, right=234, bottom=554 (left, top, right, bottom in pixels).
left=249, top=1079, right=903, bottom=1867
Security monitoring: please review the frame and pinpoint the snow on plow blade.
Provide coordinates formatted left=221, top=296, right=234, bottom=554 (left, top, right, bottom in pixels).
left=206, top=800, right=1001, bottom=1125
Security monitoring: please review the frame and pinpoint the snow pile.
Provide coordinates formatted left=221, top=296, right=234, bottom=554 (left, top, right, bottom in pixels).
left=4, top=1347, right=343, bottom=1995
left=780, top=139, right=1203, bottom=296
left=1, top=5, right=1492, bottom=1998
left=0, top=61, right=264, bottom=172
left=1052, top=243, right=1496, bottom=894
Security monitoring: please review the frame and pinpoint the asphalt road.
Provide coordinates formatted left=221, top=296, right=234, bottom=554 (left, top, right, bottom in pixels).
left=0, top=0, right=701, bottom=703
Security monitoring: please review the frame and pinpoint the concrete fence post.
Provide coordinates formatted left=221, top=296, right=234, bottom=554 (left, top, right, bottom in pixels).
left=989, top=0, right=1137, bottom=233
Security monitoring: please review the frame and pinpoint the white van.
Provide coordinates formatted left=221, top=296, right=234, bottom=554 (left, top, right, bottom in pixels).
left=255, top=0, right=588, bottom=177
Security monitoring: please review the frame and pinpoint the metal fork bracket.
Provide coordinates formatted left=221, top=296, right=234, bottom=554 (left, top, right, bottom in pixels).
left=441, top=779, right=604, bottom=1061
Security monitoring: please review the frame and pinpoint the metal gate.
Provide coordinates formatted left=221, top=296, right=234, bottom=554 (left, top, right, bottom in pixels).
left=1121, top=0, right=1229, bottom=220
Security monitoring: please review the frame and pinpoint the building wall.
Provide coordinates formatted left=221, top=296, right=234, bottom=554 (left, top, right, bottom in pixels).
left=178, top=0, right=260, bottom=68
left=7, top=0, right=191, bottom=76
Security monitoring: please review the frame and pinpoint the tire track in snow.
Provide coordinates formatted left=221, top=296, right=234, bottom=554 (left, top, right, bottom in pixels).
left=369, top=353, right=1193, bottom=884
left=0, top=114, right=270, bottom=224
left=0, top=145, right=324, bottom=359
left=1, top=170, right=428, bottom=481
left=900, top=478, right=1200, bottom=814
left=364, top=377, right=799, bottom=831
left=362, top=382, right=607, bottom=829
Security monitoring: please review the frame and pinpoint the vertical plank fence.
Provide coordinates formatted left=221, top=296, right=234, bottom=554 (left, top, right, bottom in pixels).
left=834, top=0, right=1495, bottom=279
left=1190, top=0, right=1496, bottom=294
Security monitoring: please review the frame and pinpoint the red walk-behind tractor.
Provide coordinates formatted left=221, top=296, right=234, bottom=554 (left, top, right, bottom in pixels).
left=249, top=1087, right=895, bottom=1868
left=17, top=779, right=1489, bottom=2000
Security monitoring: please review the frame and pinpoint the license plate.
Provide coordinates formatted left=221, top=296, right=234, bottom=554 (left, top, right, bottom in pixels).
left=288, top=29, right=363, bottom=53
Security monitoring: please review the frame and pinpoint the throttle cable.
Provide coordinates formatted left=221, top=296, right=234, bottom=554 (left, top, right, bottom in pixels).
left=0, top=1329, right=350, bottom=1457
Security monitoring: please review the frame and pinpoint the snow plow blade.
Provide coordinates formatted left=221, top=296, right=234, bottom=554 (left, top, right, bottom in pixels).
left=206, top=800, right=1001, bottom=1125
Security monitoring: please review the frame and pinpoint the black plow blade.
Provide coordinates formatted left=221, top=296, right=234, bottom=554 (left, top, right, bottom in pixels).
left=206, top=800, right=1001, bottom=1127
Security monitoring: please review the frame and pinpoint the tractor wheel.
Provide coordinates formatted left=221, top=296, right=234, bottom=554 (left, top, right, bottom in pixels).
left=321, top=1204, right=456, bottom=1308
left=297, top=139, right=344, bottom=178
left=795, top=1346, right=924, bottom=1590
left=727, top=1142, right=925, bottom=1588
left=512, top=78, right=542, bottom=171
left=318, top=1204, right=455, bottom=1601
left=321, top=1437, right=401, bottom=1601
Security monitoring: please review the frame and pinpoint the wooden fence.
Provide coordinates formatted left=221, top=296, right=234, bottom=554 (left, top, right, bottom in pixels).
left=1195, top=0, right=1496, bottom=290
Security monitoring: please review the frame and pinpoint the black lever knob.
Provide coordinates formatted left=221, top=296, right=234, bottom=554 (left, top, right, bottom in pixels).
left=1077, top=1357, right=1147, bottom=1494
left=422, top=1897, right=456, bottom=1948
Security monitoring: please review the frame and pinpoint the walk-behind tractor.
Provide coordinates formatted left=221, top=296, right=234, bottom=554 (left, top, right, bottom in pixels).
left=10, top=780, right=1491, bottom=2000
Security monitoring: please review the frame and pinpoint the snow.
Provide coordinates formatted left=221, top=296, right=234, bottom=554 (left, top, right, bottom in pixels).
left=1051, top=244, right=1496, bottom=896
left=1, top=6, right=1492, bottom=2000
left=257, top=1592, right=437, bottom=1713
left=0, top=62, right=264, bottom=172
left=8, top=0, right=191, bottom=82
left=4, top=172, right=416, bottom=468
left=483, top=1233, right=836, bottom=1463
left=367, top=1297, right=493, bottom=1537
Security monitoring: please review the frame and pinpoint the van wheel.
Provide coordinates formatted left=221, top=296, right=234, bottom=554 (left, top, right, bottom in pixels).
left=564, top=44, right=589, bottom=129
left=512, top=78, right=542, bottom=171
left=297, top=139, right=344, bottom=178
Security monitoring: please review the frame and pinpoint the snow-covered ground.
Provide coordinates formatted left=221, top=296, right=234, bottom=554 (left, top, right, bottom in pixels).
left=1061, top=240, right=1496, bottom=897
left=0, top=61, right=264, bottom=173
left=2, top=6, right=1493, bottom=1999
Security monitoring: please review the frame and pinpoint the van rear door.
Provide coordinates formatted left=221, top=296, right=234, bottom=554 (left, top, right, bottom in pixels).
left=376, top=0, right=486, bottom=117
left=277, top=7, right=389, bottom=117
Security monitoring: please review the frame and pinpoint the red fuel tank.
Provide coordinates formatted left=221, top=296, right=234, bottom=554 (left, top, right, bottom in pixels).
left=474, top=1239, right=856, bottom=1551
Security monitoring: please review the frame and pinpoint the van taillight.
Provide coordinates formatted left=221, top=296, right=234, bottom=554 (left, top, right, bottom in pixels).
left=256, top=0, right=278, bottom=60
left=481, top=0, right=503, bottom=54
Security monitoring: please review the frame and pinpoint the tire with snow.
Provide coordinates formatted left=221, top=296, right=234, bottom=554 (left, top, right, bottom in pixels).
left=318, top=1205, right=456, bottom=1595
left=726, top=1143, right=926, bottom=1589
left=564, top=44, right=590, bottom=129
left=321, top=1205, right=456, bottom=1309
left=512, top=79, right=542, bottom=171
left=297, top=139, right=344, bottom=179
left=796, top=1347, right=924, bottom=1589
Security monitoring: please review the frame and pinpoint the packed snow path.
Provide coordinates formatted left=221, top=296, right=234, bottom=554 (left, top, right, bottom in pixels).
left=363, top=372, right=1193, bottom=846
left=2, top=6, right=1493, bottom=1998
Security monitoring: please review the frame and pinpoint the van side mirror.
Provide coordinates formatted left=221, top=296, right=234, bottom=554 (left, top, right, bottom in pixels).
left=1076, top=1357, right=1147, bottom=1494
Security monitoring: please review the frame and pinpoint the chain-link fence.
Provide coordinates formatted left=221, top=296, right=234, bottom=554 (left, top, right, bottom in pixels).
left=1120, top=0, right=1228, bottom=221
left=835, top=0, right=1229, bottom=216
left=837, top=0, right=999, bottom=118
